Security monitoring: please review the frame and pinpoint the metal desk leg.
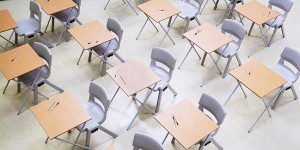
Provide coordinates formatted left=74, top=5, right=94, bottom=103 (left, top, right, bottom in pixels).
left=214, top=0, right=220, bottom=10
left=162, top=132, right=169, bottom=144
left=4, top=30, right=15, bottom=51
left=224, top=81, right=247, bottom=106
left=71, top=122, right=93, bottom=150
left=136, top=15, right=159, bottom=40
left=208, top=53, right=222, bottom=74
left=248, top=87, right=283, bottom=133
left=56, top=8, right=73, bottom=46
left=127, top=83, right=157, bottom=130
left=110, top=87, right=120, bottom=105
left=17, top=67, right=42, bottom=115
left=158, top=15, right=178, bottom=46
left=200, top=44, right=229, bottom=87
left=178, top=40, right=201, bottom=69
left=118, top=0, right=138, bottom=20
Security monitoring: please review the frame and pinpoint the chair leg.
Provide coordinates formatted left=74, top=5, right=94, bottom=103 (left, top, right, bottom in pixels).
left=281, top=25, right=285, bottom=38
left=291, top=85, right=298, bottom=100
left=43, top=80, right=64, bottom=93
left=235, top=53, right=242, bottom=66
left=34, top=84, right=38, bottom=105
left=168, top=84, right=177, bottom=96
left=85, top=131, right=91, bottom=147
left=183, top=19, right=190, bottom=34
left=88, top=51, right=92, bottom=62
left=98, top=126, right=118, bottom=138
left=114, top=53, right=125, bottom=63
left=195, top=17, right=201, bottom=25
left=51, top=17, right=55, bottom=32
left=3, top=80, right=10, bottom=94
left=35, top=33, right=53, bottom=48
left=15, top=33, right=18, bottom=45
left=101, top=56, right=108, bottom=77
left=222, top=57, right=232, bottom=78
left=271, top=88, right=285, bottom=110
left=155, top=89, right=163, bottom=113
left=24, top=36, right=28, bottom=44
left=77, top=50, right=85, bottom=65
left=17, top=78, right=21, bottom=93
left=211, top=138, right=223, bottom=150
left=268, top=27, right=278, bottom=47
left=75, top=18, right=82, bottom=25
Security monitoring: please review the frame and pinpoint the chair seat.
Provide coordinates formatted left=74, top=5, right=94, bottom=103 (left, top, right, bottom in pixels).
left=53, top=7, right=79, bottom=22
left=215, top=42, right=239, bottom=58
left=91, top=39, right=118, bottom=56
left=78, top=101, right=105, bottom=131
left=18, top=65, right=49, bottom=86
left=176, top=2, right=198, bottom=19
left=15, top=18, right=39, bottom=36
left=266, top=15, right=285, bottom=27
left=150, top=66, right=171, bottom=91
left=271, top=64, right=297, bottom=84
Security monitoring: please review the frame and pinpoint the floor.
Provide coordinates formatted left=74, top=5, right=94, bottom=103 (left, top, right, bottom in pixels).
left=0, top=0, right=300, bottom=149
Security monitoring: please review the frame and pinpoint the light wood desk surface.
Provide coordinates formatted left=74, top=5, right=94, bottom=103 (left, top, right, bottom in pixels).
left=0, top=9, right=17, bottom=32
left=230, top=59, right=287, bottom=98
left=35, top=0, right=76, bottom=15
left=69, top=20, right=115, bottom=50
left=234, top=0, right=280, bottom=25
left=137, top=0, right=181, bottom=22
left=0, top=44, right=45, bottom=80
left=31, top=91, right=91, bottom=139
left=155, top=100, right=219, bottom=149
left=106, top=59, right=160, bottom=96
left=183, top=23, right=233, bottom=53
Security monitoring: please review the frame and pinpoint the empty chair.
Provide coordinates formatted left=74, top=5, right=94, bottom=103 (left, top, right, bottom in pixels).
left=77, top=17, right=124, bottom=79
left=16, top=42, right=64, bottom=114
left=44, top=0, right=82, bottom=44
left=74, top=81, right=118, bottom=147
left=14, top=1, right=53, bottom=48
left=149, top=47, right=177, bottom=113
left=270, top=47, right=300, bottom=109
left=132, top=133, right=164, bottom=150
left=265, top=0, right=293, bottom=47
left=175, top=0, right=204, bottom=34
left=204, top=19, right=246, bottom=78
left=197, top=93, right=226, bottom=150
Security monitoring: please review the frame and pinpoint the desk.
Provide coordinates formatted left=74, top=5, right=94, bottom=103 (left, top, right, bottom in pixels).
left=0, top=44, right=45, bottom=114
left=225, top=59, right=287, bottom=132
left=137, top=0, right=181, bottom=46
left=155, top=100, right=219, bottom=149
left=35, top=0, right=77, bottom=45
left=234, top=0, right=280, bottom=56
left=179, top=23, right=233, bottom=86
left=0, top=9, right=17, bottom=51
left=69, top=20, right=115, bottom=78
left=107, top=59, right=160, bottom=130
left=31, top=91, right=92, bottom=149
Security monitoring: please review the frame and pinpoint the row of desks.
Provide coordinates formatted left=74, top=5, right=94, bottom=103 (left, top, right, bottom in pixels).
left=0, top=0, right=287, bottom=149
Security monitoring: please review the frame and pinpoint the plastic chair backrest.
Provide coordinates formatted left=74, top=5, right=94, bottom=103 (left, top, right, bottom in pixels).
left=32, top=42, right=52, bottom=77
left=268, top=0, right=293, bottom=20
left=150, top=47, right=177, bottom=77
left=132, top=133, right=164, bottom=150
left=221, top=19, right=246, bottom=45
left=106, top=17, right=123, bottom=50
left=278, top=47, right=300, bottom=82
left=88, top=81, right=109, bottom=117
left=198, top=93, right=226, bottom=126
left=30, top=1, right=42, bottom=31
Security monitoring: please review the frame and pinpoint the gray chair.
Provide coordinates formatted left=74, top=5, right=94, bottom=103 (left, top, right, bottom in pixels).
left=132, top=133, right=164, bottom=150
left=16, top=42, right=63, bottom=115
left=44, top=0, right=82, bottom=45
left=149, top=47, right=177, bottom=113
left=14, top=1, right=53, bottom=48
left=270, top=47, right=300, bottom=109
left=74, top=81, right=118, bottom=147
left=265, top=0, right=293, bottom=47
left=197, top=93, right=226, bottom=150
left=207, top=19, right=246, bottom=78
left=175, top=0, right=204, bottom=34
left=77, top=17, right=124, bottom=79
